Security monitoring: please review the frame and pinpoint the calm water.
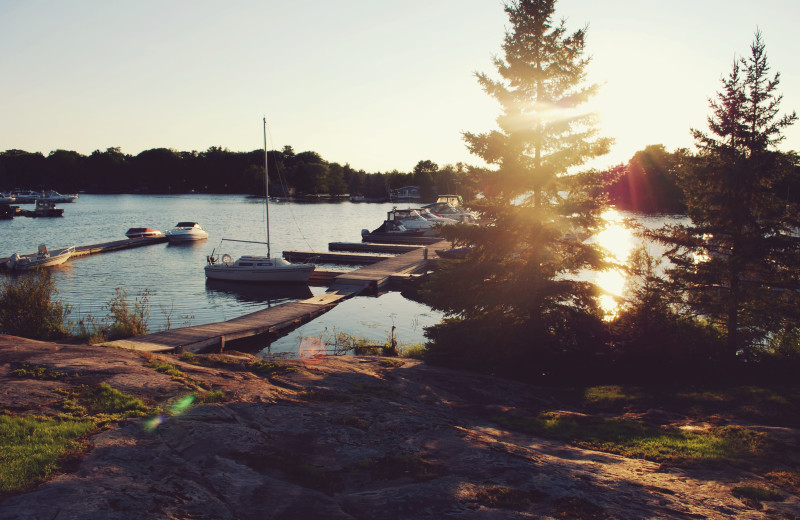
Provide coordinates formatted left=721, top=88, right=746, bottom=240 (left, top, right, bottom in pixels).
left=0, top=195, right=685, bottom=356
left=0, top=194, right=441, bottom=355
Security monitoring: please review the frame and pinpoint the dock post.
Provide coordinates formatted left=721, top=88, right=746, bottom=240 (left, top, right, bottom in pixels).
left=424, top=247, right=428, bottom=260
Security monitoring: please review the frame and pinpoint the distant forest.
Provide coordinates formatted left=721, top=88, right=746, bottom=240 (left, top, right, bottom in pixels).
left=0, top=147, right=478, bottom=202
left=2, top=144, right=797, bottom=212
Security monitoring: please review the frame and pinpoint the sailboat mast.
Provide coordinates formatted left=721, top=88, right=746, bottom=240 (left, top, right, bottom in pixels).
left=263, top=117, right=271, bottom=259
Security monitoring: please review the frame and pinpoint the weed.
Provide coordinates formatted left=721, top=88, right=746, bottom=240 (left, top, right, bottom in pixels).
left=493, top=412, right=768, bottom=464
left=249, top=360, right=285, bottom=376
left=145, top=359, right=184, bottom=379
left=401, top=343, right=427, bottom=359
left=732, top=485, right=783, bottom=502
left=104, top=288, right=150, bottom=339
left=10, top=363, right=67, bottom=380
left=0, top=415, right=94, bottom=496
left=379, top=359, right=405, bottom=368
left=0, top=269, right=70, bottom=340
left=196, top=390, right=228, bottom=403
left=583, top=385, right=645, bottom=410
left=60, top=383, right=151, bottom=422
left=765, top=471, right=800, bottom=495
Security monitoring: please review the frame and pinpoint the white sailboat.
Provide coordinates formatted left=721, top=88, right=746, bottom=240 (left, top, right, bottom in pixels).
left=204, top=118, right=315, bottom=283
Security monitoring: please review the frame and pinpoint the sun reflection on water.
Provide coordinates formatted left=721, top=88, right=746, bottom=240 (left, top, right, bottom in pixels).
left=592, top=208, right=636, bottom=317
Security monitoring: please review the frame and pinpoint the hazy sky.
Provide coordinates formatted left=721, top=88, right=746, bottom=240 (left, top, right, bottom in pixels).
left=1, top=0, right=798, bottom=173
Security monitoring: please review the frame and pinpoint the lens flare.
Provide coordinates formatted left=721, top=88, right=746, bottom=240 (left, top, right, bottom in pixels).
left=143, top=394, right=197, bottom=432
left=298, top=337, right=326, bottom=366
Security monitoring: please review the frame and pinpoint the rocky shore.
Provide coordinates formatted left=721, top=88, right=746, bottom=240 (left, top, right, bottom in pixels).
left=0, top=335, right=798, bottom=519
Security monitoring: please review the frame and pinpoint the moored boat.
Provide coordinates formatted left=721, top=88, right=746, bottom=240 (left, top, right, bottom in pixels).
left=125, top=227, right=166, bottom=239
left=204, top=118, right=315, bottom=284
left=166, top=222, right=209, bottom=242
left=5, top=244, right=75, bottom=270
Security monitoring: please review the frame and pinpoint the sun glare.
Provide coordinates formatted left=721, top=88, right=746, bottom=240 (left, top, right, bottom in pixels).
left=593, top=209, right=636, bottom=316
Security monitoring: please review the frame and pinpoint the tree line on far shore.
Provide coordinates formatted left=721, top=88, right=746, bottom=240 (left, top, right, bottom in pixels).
left=0, top=146, right=479, bottom=202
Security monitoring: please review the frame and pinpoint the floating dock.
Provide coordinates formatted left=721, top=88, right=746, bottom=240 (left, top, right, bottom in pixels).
left=329, top=240, right=448, bottom=294
left=103, top=292, right=351, bottom=353
left=282, top=251, right=392, bottom=265
left=0, top=236, right=167, bottom=270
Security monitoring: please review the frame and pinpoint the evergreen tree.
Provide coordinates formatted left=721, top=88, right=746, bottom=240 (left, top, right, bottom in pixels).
left=421, top=0, right=612, bottom=378
left=653, top=31, right=799, bottom=359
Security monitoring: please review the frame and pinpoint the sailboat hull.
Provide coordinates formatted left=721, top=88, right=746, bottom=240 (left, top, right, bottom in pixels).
left=204, top=263, right=314, bottom=283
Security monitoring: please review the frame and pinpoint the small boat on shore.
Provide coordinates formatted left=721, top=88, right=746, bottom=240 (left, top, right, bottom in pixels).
left=166, top=222, right=209, bottom=242
left=5, top=244, right=75, bottom=270
left=125, top=227, right=166, bottom=239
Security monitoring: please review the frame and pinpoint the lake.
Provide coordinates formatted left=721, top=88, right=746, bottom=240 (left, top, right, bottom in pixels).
left=0, top=194, right=442, bottom=356
left=0, top=195, right=685, bottom=357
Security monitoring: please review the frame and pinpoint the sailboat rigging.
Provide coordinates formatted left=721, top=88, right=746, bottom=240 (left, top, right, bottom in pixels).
left=204, top=118, right=316, bottom=283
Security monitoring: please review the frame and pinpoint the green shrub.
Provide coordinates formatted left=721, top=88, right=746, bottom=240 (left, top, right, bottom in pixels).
left=0, top=269, right=70, bottom=340
left=104, top=288, right=150, bottom=339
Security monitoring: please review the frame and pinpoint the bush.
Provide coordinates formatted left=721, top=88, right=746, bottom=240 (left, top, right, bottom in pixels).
left=0, top=269, right=70, bottom=340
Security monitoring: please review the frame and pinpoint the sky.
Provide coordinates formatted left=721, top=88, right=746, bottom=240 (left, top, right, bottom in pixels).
left=1, top=0, right=798, bottom=173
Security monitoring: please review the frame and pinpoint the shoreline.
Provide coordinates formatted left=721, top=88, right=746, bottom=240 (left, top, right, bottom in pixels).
left=1, top=335, right=798, bottom=518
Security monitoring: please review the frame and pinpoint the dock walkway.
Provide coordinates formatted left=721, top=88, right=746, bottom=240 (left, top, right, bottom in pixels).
left=330, top=240, right=448, bottom=293
left=104, top=292, right=350, bottom=353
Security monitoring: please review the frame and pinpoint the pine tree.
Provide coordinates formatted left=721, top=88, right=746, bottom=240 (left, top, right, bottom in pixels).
left=421, top=0, right=612, bottom=378
left=653, top=31, right=799, bottom=359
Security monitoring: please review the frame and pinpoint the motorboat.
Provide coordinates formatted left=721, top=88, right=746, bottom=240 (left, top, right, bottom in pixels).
left=0, top=193, right=15, bottom=204
left=39, top=190, right=78, bottom=203
left=5, top=244, right=75, bottom=270
left=386, top=208, right=455, bottom=235
left=421, top=201, right=477, bottom=223
left=10, top=190, right=41, bottom=204
left=31, top=200, right=64, bottom=217
left=361, top=219, right=441, bottom=244
left=204, top=118, right=315, bottom=284
left=125, top=227, right=166, bottom=239
left=166, top=222, right=209, bottom=242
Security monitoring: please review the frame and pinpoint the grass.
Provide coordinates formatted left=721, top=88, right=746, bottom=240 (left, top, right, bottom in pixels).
left=144, top=359, right=184, bottom=379
left=60, top=383, right=151, bottom=422
left=10, top=363, right=68, bottom=380
left=2, top=382, right=152, bottom=497
left=0, top=415, right=94, bottom=496
left=731, top=485, right=784, bottom=509
left=492, top=412, right=768, bottom=464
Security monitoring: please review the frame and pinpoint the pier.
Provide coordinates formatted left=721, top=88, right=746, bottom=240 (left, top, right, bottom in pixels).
left=105, top=239, right=448, bottom=353
left=103, top=292, right=350, bottom=353
left=0, top=236, right=167, bottom=269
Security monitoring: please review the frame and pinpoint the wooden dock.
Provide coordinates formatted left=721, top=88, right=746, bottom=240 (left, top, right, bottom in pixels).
left=0, top=236, right=167, bottom=268
left=283, top=251, right=392, bottom=265
left=330, top=240, right=448, bottom=294
left=328, top=242, right=424, bottom=254
left=104, top=292, right=352, bottom=353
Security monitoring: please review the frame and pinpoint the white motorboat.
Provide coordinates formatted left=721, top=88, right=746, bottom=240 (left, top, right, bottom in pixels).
left=5, top=244, right=75, bottom=270
left=165, top=222, right=209, bottom=242
left=39, top=190, right=78, bottom=203
left=10, top=190, right=41, bottom=204
left=387, top=208, right=456, bottom=235
left=204, top=118, right=315, bottom=284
